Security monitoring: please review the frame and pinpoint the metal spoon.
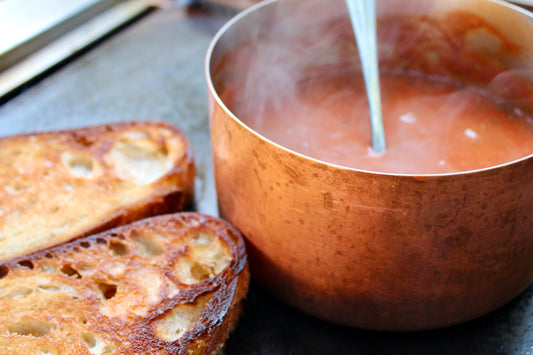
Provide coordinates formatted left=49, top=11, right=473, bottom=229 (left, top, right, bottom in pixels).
left=346, top=0, right=386, bottom=153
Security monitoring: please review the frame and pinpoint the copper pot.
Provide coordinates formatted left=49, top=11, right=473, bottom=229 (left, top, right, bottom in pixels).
left=206, top=0, right=533, bottom=330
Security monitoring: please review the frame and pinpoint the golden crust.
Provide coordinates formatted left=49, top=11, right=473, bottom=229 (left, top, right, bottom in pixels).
left=0, top=213, right=249, bottom=355
left=0, top=121, right=195, bottom=262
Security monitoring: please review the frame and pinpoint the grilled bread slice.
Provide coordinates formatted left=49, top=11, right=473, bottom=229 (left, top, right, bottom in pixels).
left=0, top=212, right=249, bottom=355
left=0, top=121, right=195, bottom=262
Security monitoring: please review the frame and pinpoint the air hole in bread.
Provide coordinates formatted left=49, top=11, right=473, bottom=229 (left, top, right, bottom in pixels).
left=36, top=283, right=71, bottom=294
left=61, top=152, right=95, bottom=178
left=131, top=231, right=164, bottom=257
left=110, top=233, right=125, bottom=240
left=107, top=139, right=173, bottom=185
left=4, top=286, right=32, bottom=301
left=60, top=264, right=82, bottom=279
left=188, top=232, right=215, bottom=247
left=35, top=282, right=78, bottom=297
left=1, top=286, right=33, bottom=299
left=37, top=284, right=60, bottom=292
left=6, top=319, right=55, bottom=337
left=109, top=241, right=129, bottom=256
left=81, top=331, right=114, bottom=354
left=97, top=282, right=117, bottom=300
left=81, top=332, right=97, bottom=347
left=18, top=260, right=34, bottom=269
left=76, top=262, right=95, bottom=275
left=172, top=258, right=212, bottom=285
left=190, top=262, right=211, bottom=281
left=80, top=241, right=91, bottom=249
left=153, top=295, right=211, bottom=342
left=96, top=238, right=107, bottom=245
left=0, top=266, right=8, bottom=279
left=189, top=237, right=230, bottom=277
left=45, top=253, right=54, bottom=259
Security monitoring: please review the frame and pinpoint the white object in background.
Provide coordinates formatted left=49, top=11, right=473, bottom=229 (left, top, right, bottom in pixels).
left=0, top=0, right=152, bottom=99
left=507, top=0, right=533, bottom=6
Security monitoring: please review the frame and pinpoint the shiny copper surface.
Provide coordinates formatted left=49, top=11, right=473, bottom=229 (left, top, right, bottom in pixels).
left=206, top=0, right=533, bottom=330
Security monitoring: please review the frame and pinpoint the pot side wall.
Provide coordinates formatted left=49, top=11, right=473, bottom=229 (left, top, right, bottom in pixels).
left=209, top=91, right=533, bottom=330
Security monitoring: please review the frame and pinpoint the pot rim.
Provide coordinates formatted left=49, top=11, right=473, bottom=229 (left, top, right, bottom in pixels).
left=205, top=0, right=533, bottom=178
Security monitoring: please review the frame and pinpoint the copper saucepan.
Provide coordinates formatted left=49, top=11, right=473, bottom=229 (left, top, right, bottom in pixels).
left=206, top=0, right=533, bottom=330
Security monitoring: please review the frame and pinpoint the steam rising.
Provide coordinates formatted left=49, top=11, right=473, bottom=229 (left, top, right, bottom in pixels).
left=221, top=1, right=357, bottom=127
left=214, top=0, right=533, bottom=173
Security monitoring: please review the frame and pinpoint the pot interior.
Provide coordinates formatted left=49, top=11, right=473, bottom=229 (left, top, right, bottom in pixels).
left=208, top=0, right=533, bottom=175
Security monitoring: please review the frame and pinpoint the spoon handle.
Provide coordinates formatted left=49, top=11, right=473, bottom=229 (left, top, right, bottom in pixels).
left=346, top=0, right=386, bottom=153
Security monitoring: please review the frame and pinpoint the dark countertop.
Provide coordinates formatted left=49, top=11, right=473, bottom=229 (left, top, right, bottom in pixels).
left=0, top=4, right=532, bottom=354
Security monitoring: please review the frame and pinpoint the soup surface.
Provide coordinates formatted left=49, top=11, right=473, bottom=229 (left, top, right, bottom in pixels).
left=217, top=10, right=533, bottom=174
left=222, top=71, right=533, bottom=174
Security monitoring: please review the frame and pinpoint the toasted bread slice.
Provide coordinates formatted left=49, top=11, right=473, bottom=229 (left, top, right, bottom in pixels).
left=0, top=212, right=249, bottom=355
left=0, top=121, right=195, bottom=262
